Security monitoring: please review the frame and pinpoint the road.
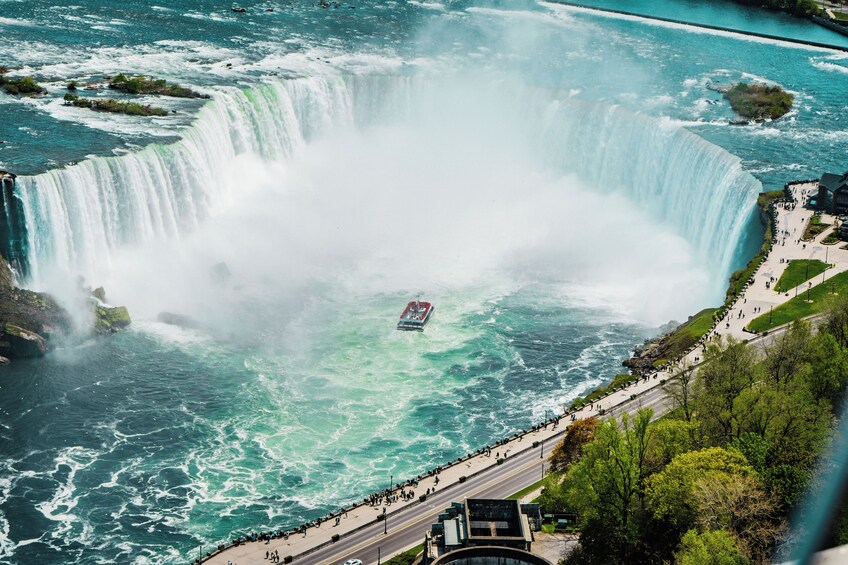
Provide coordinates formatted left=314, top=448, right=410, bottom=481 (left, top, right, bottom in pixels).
left=308, top=386, right=672, bottom=565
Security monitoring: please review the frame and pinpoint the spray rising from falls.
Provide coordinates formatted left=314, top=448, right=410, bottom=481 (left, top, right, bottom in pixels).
left=15, top=73, right=760, bottom=319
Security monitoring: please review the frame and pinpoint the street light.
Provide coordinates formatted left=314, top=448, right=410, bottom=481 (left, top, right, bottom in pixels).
left=540, top=439, right=544, bottom=459
left=383, top=507, right=387, bottom=535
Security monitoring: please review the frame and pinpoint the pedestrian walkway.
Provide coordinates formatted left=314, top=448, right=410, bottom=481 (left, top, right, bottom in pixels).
left=719, top=182, right=848, bottom=342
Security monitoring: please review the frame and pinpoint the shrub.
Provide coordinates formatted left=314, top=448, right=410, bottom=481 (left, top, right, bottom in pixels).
left=63, top=94, right=168, bottom=116
left=109, top=73, right=208, bottom=98
left=725, top=83, right=794, bottom=120
left=1, top=75, right=46, bottom=95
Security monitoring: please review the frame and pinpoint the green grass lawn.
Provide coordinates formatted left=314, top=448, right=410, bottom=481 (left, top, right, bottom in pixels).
left=748, top=270, right=848, bottom=332
left=803, top=215, right=830, bottom=240
left=833, top=11, right=848, bottom=21
left=385, top=544, right=424, bottom=565
left=650, top=308, right=717, bottom=366
left=507, top=476, right=549, bottom=501
left=774, top=259, right=829, bottom=292
left=570, top=373, right=638, bottom=409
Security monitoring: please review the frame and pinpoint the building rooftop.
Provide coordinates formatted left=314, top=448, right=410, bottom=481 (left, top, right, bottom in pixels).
left=820, top=171, right=848, bottom=193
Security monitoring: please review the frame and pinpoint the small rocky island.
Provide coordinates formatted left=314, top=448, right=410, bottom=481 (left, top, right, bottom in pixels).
left=108, top=73, right=209, bottom=99
left=724, top=82, right=794, bottom=120
left=64, top=93, right=169, bottom=116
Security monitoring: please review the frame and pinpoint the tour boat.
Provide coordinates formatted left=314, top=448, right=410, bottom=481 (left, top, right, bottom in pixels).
left=397, top=299, right=434, bottom=331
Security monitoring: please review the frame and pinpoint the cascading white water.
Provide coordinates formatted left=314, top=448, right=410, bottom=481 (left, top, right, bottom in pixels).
left=16, top=72, right=760, bottom=302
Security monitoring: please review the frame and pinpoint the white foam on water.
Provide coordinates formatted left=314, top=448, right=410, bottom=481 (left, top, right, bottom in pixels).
left=812, top=59, right=848, bottom=75
left=0, top=16, right=32, bottom=26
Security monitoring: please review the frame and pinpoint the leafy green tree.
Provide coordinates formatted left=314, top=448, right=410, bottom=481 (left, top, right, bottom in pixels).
left=823, top=294, right=848, bottom=350
left=562, top=409, right=654, bottom=563
left=762, top=464, right=809, bottom=512
left=729, top=433, right=769, bottom=473
left=762, top=320, right=812, bottom=389
left=664, top=362, right=697, bottom=424
left=674, top=529, right=748, bottom=565
left=734, top=384, right=829, bottom=469
left=646, top=418, right=697, bottom=474
left=694, top=338, right=760, bottom=445
left=806, top=332, right=848, bottom=407
left=645, top=447, right=756, bottom=530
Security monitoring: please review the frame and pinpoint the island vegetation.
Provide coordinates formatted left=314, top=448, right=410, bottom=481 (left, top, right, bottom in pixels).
left=64, top=93, right=169, bottom=116
left=540, top=297, right=848, bottom=564
left=725, top=83, right=794, bottom=121
left=108, top=73, right=209, bottom=98
left=0, top=66, right=46, bottom=96
left=730, top=0, right=821, bottom=17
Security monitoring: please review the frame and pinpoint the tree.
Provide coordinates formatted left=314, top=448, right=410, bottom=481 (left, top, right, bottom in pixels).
left=805, top=332, right=848, bottom=407
left=761, top=320, right=811, bottom=390
left=646, top=418, right=697, bottom=474
left=549, top=417, right=597, bottom=472
left=823, top=294, right=848, bottom=350
left=763, top=464, right=809, bottom=512
left=674, top=529, right=749, bottom=565
left=562, top=409, right=654, bottom=563
left=692, top=473, right=782, bottom=562
left=729, top=432, right=769, bottom=474
left=645, top=447, right=756, bottom=530
left=665, top=361, right=697, bottom=423
left=694, top=338, right=761, bottom=445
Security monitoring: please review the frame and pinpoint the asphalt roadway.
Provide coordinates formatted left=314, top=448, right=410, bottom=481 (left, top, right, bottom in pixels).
left=302, top=385, right=672, bottom=565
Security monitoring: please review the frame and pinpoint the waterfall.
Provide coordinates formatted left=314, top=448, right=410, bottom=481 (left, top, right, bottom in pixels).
left=15, top=73, right=760, bottom=295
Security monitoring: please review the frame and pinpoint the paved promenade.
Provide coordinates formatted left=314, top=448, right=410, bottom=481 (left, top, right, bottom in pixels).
left=719, top=182, right=848, bottom=342
left=204, top=182, right=845, bottom=565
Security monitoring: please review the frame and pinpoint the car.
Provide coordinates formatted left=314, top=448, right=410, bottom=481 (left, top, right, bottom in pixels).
left=343, top=560, right=363, bottom=565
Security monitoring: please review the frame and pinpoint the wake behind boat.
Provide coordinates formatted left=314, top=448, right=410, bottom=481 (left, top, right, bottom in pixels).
left=397, top=299, right=433, bottom=331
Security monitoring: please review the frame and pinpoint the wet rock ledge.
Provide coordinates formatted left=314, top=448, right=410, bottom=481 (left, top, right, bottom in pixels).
left=0, top=171, right=131, bottom=362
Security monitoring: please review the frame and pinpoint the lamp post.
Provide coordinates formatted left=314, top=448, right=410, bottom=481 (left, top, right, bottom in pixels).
left=378, top=547, right=381, bottom=565
left=807, top=281, right=812, bottom=302
left=383, top=507, right=387, bottom=535
left=540, top=438, right=544, bottom=459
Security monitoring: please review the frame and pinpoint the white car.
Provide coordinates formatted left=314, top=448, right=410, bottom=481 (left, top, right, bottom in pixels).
left=343, top=560, right=363, bottom=565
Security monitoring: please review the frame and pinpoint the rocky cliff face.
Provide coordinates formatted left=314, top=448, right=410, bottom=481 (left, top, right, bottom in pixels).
left=0, top=253, right=72, bottom=359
